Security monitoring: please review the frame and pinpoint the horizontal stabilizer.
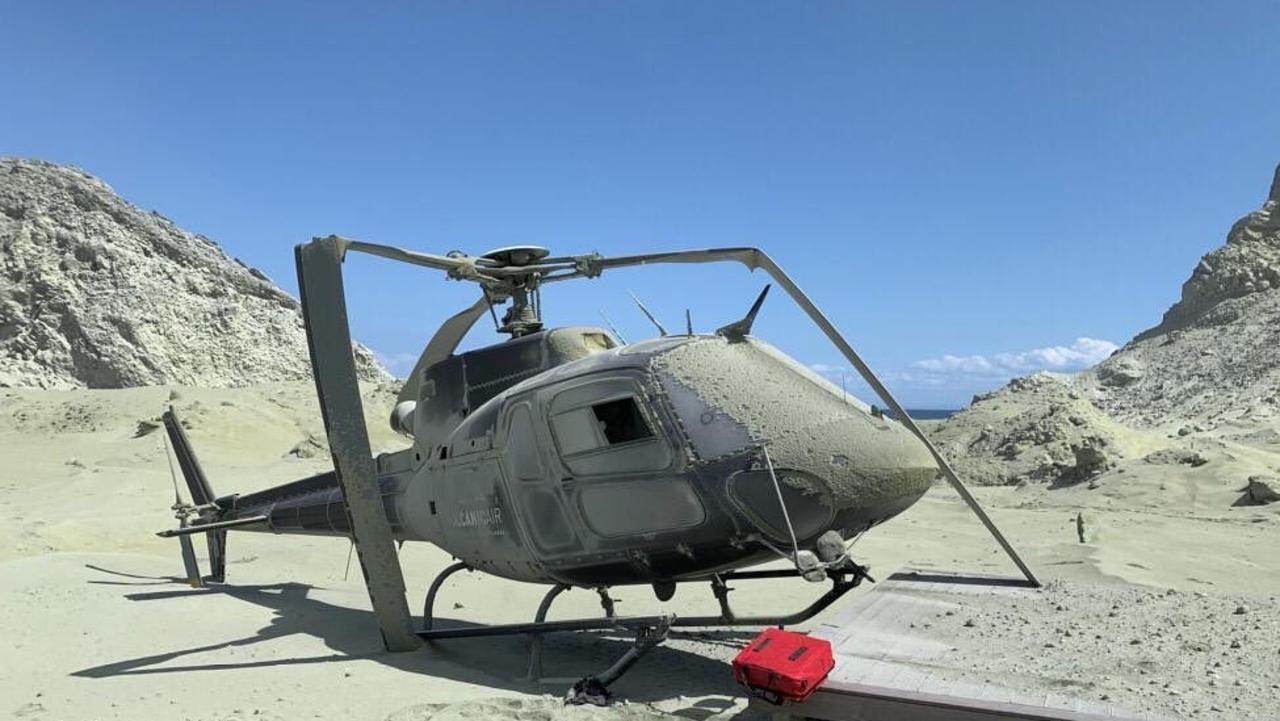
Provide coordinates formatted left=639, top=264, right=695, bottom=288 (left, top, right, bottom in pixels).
left=157, top=514, right=269, bottom=538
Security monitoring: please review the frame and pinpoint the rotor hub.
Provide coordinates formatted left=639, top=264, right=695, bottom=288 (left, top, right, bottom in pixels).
left=480, top=245, right=550, bottom=268
left=477, top=247, right=552, bottom=338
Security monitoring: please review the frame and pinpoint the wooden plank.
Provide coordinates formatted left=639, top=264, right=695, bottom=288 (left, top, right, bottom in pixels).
left=781, top=682, right=1144, bottom=721
left=774, top=568, right=1161, bottom=721
left=836, top=592, right=920, bottom=690
left=823, top=589, right=900, bottom=686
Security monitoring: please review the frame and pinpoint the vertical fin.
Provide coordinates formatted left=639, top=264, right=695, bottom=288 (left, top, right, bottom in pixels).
left=716, top=285, right=771, bottom=342
left=161, top=408, right=226, bottom=582
left=162, top=408, right=215, bottom=506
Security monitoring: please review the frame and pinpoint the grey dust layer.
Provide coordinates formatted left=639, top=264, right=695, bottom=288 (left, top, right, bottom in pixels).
left=899, top=581, right=1279, bottom=721
left=0, top=157, right=389, bottom=388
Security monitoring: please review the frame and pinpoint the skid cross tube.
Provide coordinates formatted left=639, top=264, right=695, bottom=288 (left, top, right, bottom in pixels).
left=673, top=573, right=857, bottom=628
left=420, top=614, right=671, bottom=641
left=528, top=583, right=571, bottom=679
left=421, top=561, right=472, bottom=630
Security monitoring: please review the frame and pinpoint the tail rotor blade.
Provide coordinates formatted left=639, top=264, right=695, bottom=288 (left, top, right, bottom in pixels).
left=177, top=523, right=203, bottom=588
left=161, top=413, right=208, bottom=587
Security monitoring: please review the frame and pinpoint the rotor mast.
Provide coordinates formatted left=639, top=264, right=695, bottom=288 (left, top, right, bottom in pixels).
left=479, top=246, right=549, bottom=338
left=498, top=280, right=542, bottom=337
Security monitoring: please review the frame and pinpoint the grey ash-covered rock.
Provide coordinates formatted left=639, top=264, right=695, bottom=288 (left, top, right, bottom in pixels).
left=930, top=372, right=1124, bottom=487
left=1145, top=163, right=1280, bottom=339
left=0, top=158, right=389, bottom=388
left=932, top=162, right=1280, bottom=486
left=1240, top=476, right=1279, bottom=505
left=1090, top=162, right=1280, bottom=426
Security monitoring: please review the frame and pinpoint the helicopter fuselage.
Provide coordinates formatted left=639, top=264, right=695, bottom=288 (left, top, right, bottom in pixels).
left=222, top=329, right=938, bottom=588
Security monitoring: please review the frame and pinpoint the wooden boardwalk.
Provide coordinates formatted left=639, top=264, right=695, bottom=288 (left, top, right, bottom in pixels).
left=762, top=569, right=1174, bottom=721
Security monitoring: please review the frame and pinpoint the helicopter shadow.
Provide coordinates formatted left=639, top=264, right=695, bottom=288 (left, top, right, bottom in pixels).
left=72, top=568, right=757, bottom=715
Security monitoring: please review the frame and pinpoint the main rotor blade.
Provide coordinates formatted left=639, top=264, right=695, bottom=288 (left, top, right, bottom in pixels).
left=396, top=295, right=494, bottom=408
left=591, top=247, right=765, bottom=271
left=342, top=238, right=491, bottom=278
left=342, top=237, right=584, bottom=281
left=561, top=245, right=1040, bottom=588
left=538, top=247, right=766, bottom=287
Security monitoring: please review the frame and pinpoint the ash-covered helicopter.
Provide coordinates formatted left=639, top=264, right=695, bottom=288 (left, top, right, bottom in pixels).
left=158, top=238, right=1036, bottom=702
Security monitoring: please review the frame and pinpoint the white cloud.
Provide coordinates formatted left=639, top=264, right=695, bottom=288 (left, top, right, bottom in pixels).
left=912, top=337, right=1118, bottom=377
left=912, top=354, right=997, bottom=374
left=809, top=363, right=847, bottom=374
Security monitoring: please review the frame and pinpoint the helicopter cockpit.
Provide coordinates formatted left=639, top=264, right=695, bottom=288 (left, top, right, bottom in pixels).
left=402, top=325, right=619, bottom=451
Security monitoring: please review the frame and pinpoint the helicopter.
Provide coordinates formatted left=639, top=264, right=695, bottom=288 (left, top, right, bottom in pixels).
left=157, top=238, right=1037, bottom=702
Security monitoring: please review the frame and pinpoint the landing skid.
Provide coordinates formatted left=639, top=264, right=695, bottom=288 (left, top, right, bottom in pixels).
left=418, top=562, right=871, bottom=703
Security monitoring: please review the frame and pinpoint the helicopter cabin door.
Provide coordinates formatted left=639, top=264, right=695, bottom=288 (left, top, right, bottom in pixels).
left=542, top=374, right=702, bottom=542
left=499, top=398, right=583, bottom=557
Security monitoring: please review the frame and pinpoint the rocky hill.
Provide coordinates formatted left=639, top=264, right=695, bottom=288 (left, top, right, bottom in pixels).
left=933, top=163, right=1280, bottom=492
left=1087, top=164, right=1280, bottom=427
left=0, top=158, right=388, bottom=389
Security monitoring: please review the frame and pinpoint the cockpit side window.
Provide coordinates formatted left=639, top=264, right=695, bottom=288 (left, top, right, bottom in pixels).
left=547, top=379, right=673, bottom=476
left=593, top=397, right=653, bottom=444
left=550, top=395, right=652, bottom=456
left=507, top=403, right=544, bottom=481
left=550, top=408, right=604, bottom=455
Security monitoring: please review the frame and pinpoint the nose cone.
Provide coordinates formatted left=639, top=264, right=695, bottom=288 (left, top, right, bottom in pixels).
left=652, top=337, right=938, bottom=516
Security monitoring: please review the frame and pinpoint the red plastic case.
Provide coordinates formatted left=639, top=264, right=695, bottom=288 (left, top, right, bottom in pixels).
left=732, top=627, right=835, bottom=704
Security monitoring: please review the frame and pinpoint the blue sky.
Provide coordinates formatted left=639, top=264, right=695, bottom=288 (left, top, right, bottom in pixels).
left=3, top=2, right=1277, bottom=407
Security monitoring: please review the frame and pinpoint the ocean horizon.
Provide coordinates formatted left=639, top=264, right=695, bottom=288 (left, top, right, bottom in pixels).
left=900, top=408, right=960, bottom=420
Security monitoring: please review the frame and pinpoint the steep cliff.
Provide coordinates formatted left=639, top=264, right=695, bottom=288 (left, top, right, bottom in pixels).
left=0, top=158, right=388, bottom=388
